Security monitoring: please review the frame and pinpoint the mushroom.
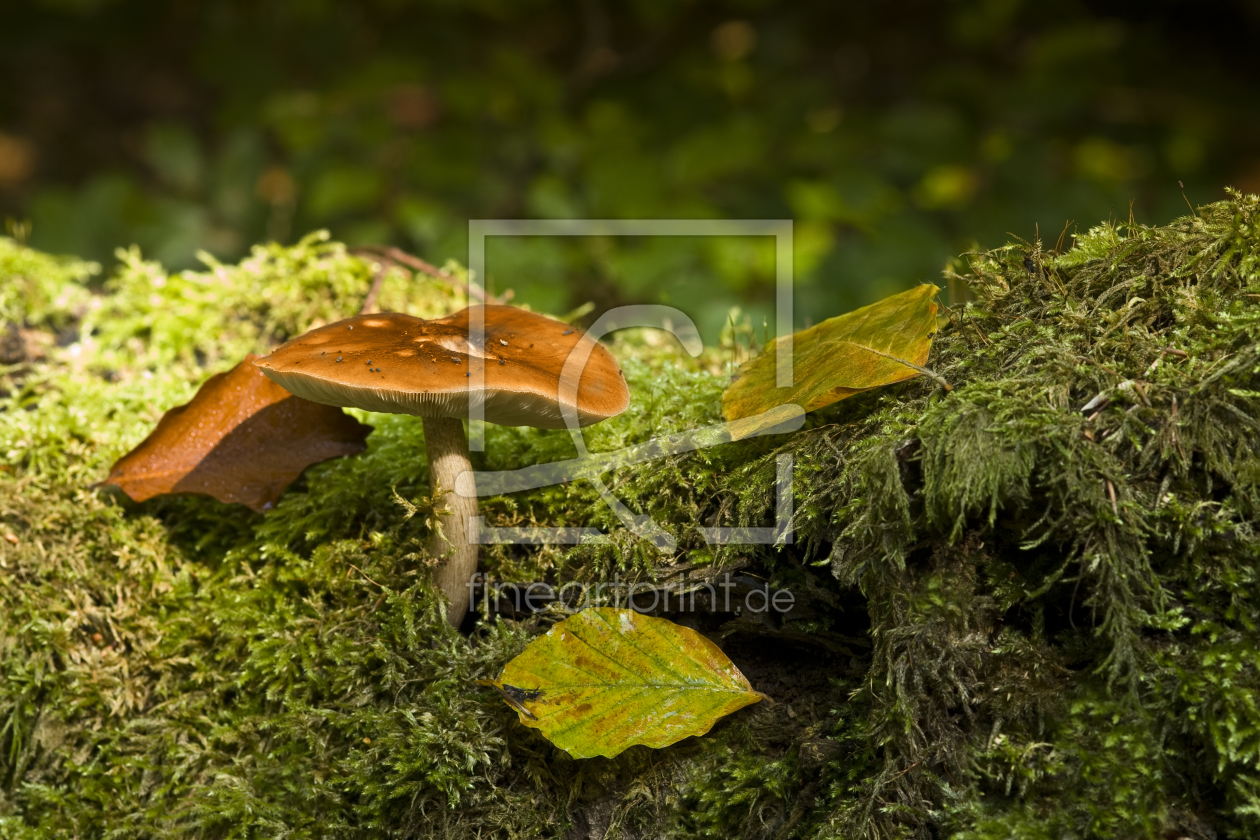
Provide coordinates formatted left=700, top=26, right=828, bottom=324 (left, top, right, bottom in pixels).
left=253, top=304, right=630, bottom=626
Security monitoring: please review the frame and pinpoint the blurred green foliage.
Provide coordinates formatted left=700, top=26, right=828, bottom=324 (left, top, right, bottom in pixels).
left=2, top=1, right=1260, bottom=339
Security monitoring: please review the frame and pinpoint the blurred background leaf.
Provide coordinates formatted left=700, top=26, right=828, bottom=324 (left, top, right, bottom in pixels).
left=2, top=0, right=1258, bottom=340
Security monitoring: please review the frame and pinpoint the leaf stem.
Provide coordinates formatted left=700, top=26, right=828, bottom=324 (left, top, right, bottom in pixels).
left=842, top=341, right=952, bottom=391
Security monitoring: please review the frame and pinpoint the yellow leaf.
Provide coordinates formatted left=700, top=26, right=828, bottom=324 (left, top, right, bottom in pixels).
left=722, top=284, right=943, bottom=421
left=483, top=608, right=762, bottom=758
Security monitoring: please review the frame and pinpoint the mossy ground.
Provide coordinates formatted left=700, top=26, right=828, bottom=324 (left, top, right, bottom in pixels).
left=2, top=195, right=1260, bottom=839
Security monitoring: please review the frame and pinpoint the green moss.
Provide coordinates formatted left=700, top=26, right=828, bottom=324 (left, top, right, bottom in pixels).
left=3, top=194, right=1260, bottom=838
left=0, top=238, right=98, bottom=331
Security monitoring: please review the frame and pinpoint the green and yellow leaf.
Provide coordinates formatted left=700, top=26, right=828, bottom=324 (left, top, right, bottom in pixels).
left=722, top=284, right=943, bottom=420
left=483, top=608, right=762, bottom=759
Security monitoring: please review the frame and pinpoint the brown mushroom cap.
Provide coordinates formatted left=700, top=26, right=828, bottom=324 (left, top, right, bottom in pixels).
left=254, top=305, right=629, bottom=428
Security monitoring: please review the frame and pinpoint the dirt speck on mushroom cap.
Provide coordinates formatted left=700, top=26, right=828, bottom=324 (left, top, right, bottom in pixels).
left=254, top=306, right=629, bottom=428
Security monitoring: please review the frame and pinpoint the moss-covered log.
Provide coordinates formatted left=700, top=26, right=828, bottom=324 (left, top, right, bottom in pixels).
left=2, top=195, right=1260, bottom=838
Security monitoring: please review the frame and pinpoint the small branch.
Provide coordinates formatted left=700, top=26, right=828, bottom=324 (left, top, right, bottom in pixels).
left=1074, top=355, right=1122, bottom=378
left=353, top=244, right=450, bottom=280
left=1178, top=180, right=1200, bottom=219
left=359, top=263, right=387, bottom=315
left=962, top=308, right=991, bottom=347
left=348, top=563, right=386, bottom=590
left=885, top=758, right=925, bottom=784
left=350, top=245, right=501, bottom=305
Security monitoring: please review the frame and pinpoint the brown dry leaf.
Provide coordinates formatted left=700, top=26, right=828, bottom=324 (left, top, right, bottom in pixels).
left=103, top=355, right=371, bottom=512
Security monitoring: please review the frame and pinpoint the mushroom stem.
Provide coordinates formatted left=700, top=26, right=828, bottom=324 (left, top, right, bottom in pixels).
left=421, top=415, right=479, bottom=627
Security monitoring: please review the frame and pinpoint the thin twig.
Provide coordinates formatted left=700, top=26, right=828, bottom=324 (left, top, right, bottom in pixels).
left=1179, top=181, right=1200, bottom=219
left=1131, top=380, right=1150, bottom=406
left=963, top=308, right=991, bottom=347
left=1074, top=355, right=1122, bottom=378
left=360, top=263, right=388, bottom=315
left=1068, top=572, right=1081, bottom=630
left=354, top=244, right=450, bottom=280
left=1054, top=220, right=1074, bottom=255
left=885, top=759, right=925, bottom=784
left=350, top=245, right=501, bottom=304
left=348, top=563, right=386, bottom=590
